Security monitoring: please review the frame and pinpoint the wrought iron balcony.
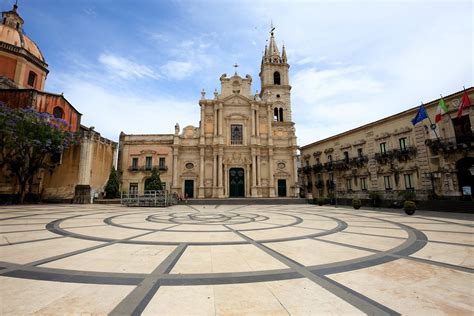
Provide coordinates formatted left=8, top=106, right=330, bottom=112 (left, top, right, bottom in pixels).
left=425, top=135, right=473, bottom=153
left=128, top=165, right=168, bottom=172
left=312, top=163, right=324, bottom=173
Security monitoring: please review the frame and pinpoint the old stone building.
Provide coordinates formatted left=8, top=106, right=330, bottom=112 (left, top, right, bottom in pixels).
left=0, top=3, right=117, bottom=202
left=118, top=31, right=299, bottom=198
left=299, top=87, right=473, bottom=205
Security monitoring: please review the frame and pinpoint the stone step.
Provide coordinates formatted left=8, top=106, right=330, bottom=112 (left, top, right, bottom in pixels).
left=179, top=198, right=309, bottom=205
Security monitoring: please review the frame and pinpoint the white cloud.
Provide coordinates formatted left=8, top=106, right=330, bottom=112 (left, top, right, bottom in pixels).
left=98, top=53, right=160, bottom=80
left=160, top=61, right=197, bottom=80
left=292, top=66, right=383, bottom=104
left=59, top=79, right=199, bottom=141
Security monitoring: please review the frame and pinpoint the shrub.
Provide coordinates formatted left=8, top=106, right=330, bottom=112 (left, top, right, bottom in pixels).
left=145, top=167, right=163, bottom=191
left=352, top=198, right=361, bottom=209
left=104, top=167, right=120, bottom=198
left=316, top=198, right=325, bottom=206
left=403, top=201, right=416, bottom=215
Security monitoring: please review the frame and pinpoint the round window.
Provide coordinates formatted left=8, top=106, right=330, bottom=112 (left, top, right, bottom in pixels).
left=277, top=162, right=285, bottom=169
left=53, top=107, right=63, bottom=119
left=185, top=163, right=194, bottom=169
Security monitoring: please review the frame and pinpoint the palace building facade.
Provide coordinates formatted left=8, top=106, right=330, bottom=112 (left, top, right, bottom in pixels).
left=118, top=31, right=299, bottom=198
left=299, top=87, right=473, bottom=206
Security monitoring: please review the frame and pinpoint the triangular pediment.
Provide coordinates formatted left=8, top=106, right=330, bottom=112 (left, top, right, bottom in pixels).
left=221, top=94, right=251, bottom=106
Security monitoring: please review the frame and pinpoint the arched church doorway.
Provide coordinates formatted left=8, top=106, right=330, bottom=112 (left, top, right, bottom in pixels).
left=456, top=157, right=474, bottom=200
left=229, top=168, right=245, bottom=197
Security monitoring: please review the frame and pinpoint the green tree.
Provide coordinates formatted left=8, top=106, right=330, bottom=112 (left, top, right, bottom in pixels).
left=104, top=167, right=120, bottom=198
left=145, top=167, right=163, bottom=191
left=0, top=103, right=73, bottom=203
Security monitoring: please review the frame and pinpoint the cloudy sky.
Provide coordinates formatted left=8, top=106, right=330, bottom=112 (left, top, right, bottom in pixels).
left=6, top=0, right=472, bottom=145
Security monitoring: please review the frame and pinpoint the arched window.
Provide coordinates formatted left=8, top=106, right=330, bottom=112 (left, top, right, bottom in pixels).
left=53, top=106, right=63, bottom=119
left=273, top=71, right=281, bottom=85
left=27, top=71, right=37, bottom=87
left=274, top=108, right=279, bottom=121
left=279, top=108, right=284, bottom=122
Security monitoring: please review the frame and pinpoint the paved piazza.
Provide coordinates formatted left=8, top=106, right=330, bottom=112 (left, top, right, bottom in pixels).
left=0, top=204, right=472, bottom=315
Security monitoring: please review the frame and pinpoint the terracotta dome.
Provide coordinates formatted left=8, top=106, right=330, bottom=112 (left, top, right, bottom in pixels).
left=0, top=4, right=46, bottom=65
left=0, top=24, right=45, bottom=63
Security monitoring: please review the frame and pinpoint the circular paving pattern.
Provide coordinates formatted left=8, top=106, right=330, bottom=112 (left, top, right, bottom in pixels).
left=1, top=204, right=472, bottom=315
left=1, top=204, right=427, bottom=283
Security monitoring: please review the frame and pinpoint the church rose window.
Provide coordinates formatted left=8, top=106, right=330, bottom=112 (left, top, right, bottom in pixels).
left=231, top=124, right=243, bottom=145
left=185, top=163, right=194, bottom=169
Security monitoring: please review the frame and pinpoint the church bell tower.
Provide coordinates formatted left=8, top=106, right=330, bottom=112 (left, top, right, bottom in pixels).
left=259, top=27, right=292, bottom=122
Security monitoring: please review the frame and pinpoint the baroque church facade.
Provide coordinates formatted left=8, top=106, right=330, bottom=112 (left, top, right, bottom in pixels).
left=118, top=31, right=299, bottom=198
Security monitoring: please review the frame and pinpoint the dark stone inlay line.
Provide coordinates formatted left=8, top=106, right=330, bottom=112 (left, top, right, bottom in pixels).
left=0, top=230, right=157, bottom=276
left=0, top=236, right=66, bottom=247
left=46, top=211, right=347, bottom=246
left=224, top=225, right=400, bottom=316
left=312, top=235, right=474, bottom=274
left=109, top=243, right=187, bottom=316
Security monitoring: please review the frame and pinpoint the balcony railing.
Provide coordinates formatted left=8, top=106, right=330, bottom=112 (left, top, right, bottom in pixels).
left=425, top=135, right=473, bottom=153
left=128, top=165, right=168, bottom=172
left=312, top=163, right=324, bottom=173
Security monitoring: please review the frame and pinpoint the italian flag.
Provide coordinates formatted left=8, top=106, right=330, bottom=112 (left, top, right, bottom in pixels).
left=435, top=97, right=449, bottom=123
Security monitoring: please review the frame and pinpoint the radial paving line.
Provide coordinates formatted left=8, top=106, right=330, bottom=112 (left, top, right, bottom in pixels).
left=109, top=243, right=187, bottom=316
left=224, top=225, right=400, bottom=316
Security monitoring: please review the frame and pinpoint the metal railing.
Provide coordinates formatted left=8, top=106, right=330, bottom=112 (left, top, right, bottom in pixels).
left=128, top=165, right=168, bottom=172
left=120, top=190, right=178, bottom=207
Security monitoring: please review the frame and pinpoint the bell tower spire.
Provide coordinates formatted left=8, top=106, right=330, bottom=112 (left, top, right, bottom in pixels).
left=259, top=26, right=292, bottom=121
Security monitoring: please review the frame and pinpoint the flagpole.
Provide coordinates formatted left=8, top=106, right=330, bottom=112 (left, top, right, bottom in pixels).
left=422, top=101, right=441, bottom=141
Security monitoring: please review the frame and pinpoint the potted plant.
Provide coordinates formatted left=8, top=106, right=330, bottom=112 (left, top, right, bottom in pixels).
left=403, top=200, right=416, bottom=215
left=352, top=198, right=361, bottom=210
left=314, top=197, right=325, bottom=206
left=369, top=191, right=381, bottom=207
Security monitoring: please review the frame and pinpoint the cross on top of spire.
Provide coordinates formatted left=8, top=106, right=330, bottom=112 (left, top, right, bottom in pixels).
left=270, top=21, right=275, bottom=36
left=233, top=63, right=239, bottom=75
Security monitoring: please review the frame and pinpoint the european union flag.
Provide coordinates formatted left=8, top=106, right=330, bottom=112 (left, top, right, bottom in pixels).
left=411, top=105, right=428, bottom=125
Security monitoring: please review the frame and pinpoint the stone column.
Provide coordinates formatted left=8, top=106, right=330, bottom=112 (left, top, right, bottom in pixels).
left=198, top=148, right=205, bottom=198
left=200, top=104, right=206, bottom=139
left=251, top=152, right=257, bottom=196
left=218, top=104, right=223, bottom=136
left=213, top=153, right=217, bottom=188
left=267, top=105, right=273, bottom=145
left=251, top=106, right=256, bottom=136
left=172, top=148, right=179, bottom=190
left=268, top=149, right=275, bottom=197
left=78, top=136, right=93, bottom=185
left=217, top=151, right=223, bottom=197
left=293, top=151, right=299, bottom=197
left=256, top=108, right=260, bottom=137
left=256, top=155, right=261, bottom=187
left=246, top=166, right=250, bottom=197
left=223, top=165, right=227, bottom=197
left=214, top=106, right=218, bottom=136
